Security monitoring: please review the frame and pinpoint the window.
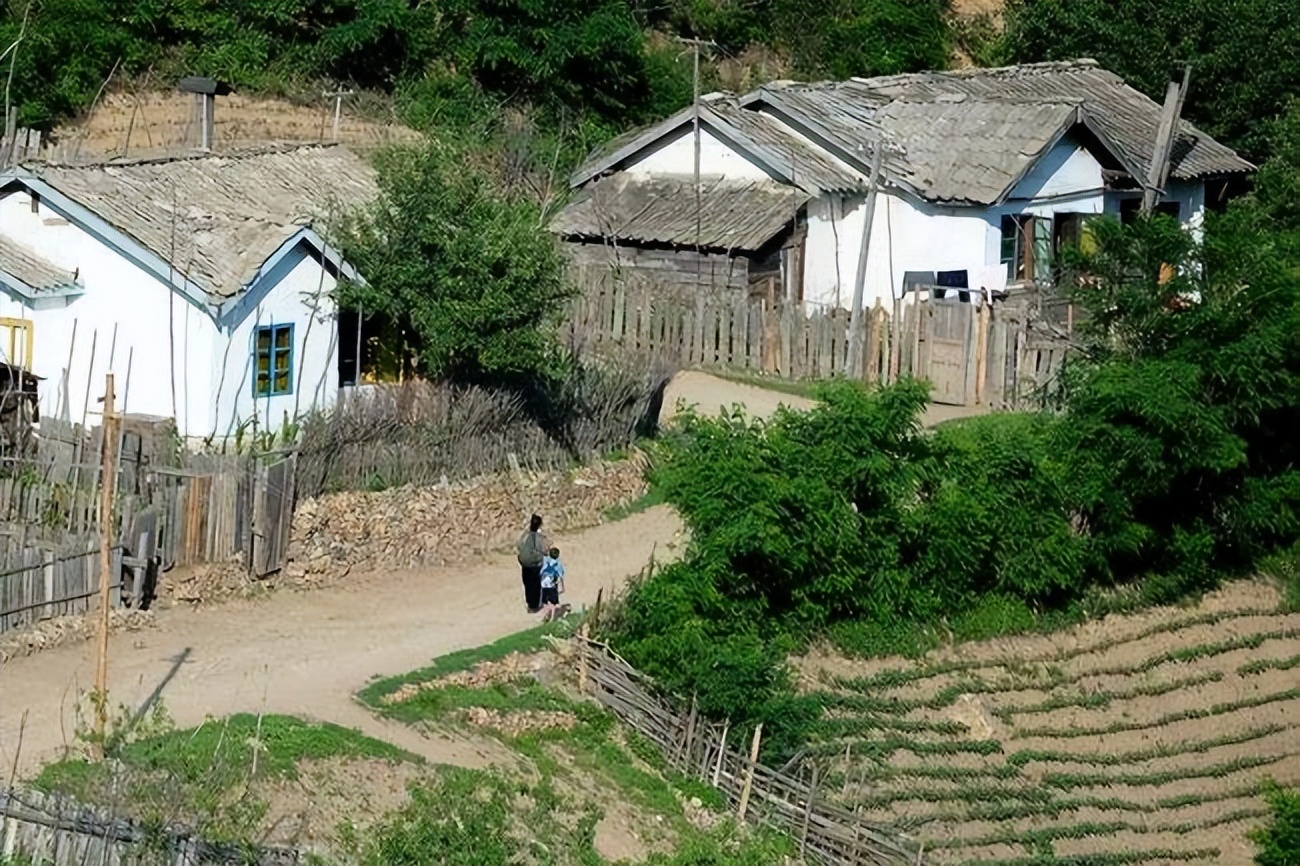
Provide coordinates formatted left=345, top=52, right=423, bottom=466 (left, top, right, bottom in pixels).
left=1000, top=215, right=1052, bottom=282
left=253, top=323, right=293, bottom=397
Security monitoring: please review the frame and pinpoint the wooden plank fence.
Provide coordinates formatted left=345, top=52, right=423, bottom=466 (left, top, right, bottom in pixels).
left=571, top=632, right=924, bottom=866
left=0, top=451, right=293, bottom=636
left=569, top=281, right=1075, bottom=410
left=0, top=788, right=299, bottom=866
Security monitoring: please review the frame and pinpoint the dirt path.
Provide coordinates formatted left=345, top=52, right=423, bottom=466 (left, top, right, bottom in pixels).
left=660, top=370, right=989, bottom=426
left=0, top=507, right=683, bottom=780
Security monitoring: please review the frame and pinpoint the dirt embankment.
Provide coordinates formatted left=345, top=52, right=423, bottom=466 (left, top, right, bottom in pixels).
left=49, top=91, right=420, bottom=162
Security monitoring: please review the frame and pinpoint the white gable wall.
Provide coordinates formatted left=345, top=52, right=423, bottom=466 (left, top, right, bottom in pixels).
left=0, top=188, right=217, bottom=436
left=624, top=125, right=779, bottom=181
left=0, top=187, right=344, bottom=441
left=212, top=250, right=340, bottom=442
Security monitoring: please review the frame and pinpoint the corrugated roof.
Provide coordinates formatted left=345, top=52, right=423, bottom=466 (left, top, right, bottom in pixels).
left=844, top=61, right=1251, bottom=183
left=706, top=99, right=866, bottom=193
left=571, top=98, right=867, bottom=195
left=27, top=144, right=377, bottom=301
left=870, top=98, right=1079, bottom=202
left=750, top=60, right=1252, bottom=204
left=551, top=174, right=806, bottom=252
left=0, top=235, right=80, bottom=293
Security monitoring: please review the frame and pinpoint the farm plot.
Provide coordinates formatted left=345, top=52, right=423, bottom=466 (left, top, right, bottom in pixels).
left=798, top=581, right=1300, bottom=865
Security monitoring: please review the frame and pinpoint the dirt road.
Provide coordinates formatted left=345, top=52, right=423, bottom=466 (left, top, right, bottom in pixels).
left=0, top=507, right=682, bottom=780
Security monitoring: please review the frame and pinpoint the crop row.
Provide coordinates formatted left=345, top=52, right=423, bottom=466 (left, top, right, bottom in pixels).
left=834, top=628, right=1298, bottom=710
left=897, top=783, right=1266, bottom=828
left=1014, top=686, right=1300, bottom=739
left=839, top=724, right=1292, bottom=787
left=1238, top=653, right=1300, bottom=675
left=953, top=847, right=1220, bottom=866
left=931, top=805, right=1270, bottom=852
left=834, top=605, right=1284, bottom=693
left=1040, top=750, right=1300, bottom=790
left=991, top=669, right=1224, bottom=722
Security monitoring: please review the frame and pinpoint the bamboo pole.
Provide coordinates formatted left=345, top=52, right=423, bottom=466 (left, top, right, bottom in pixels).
left=578, top=624, right=589, bottom=693
left=712, top=721, right=729, bottom=786
left=736, top=723, right=763, bottom=822
left=94, top=372, right=117, bottom=752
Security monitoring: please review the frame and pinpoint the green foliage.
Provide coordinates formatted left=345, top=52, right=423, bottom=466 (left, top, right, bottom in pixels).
left=770, top=0, right=951, bottom=80
left=1002, top=0, right=1300, bottom=160
left=360, top=770, right=518, bottom=866
left=335, top=141, right=571, bottom=384
left=1249, top=781, right=1300, bottom=866
left=607, top=203, right=1300, bottom=756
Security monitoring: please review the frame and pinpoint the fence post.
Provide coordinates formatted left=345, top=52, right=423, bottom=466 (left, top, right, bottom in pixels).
left=577, top=624, right=589, bottom=694
left=736, top=722, right=763, bottom=822
left=711, top=720, right=729, bottom=786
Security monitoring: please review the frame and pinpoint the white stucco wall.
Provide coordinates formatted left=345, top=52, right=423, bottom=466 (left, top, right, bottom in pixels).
left=0, top=188, right=216, bottom=436
left=0, top=188, right=342, bottom=441
left=211, top=249, right=340, bottom=441
left=626, top=124, right=779, bottom=181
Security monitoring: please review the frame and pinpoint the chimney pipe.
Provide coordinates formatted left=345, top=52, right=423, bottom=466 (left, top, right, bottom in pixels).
left=177, top=77, right=232, bottom=152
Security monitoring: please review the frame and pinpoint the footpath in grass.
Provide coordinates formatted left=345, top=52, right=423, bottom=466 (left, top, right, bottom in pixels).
left=357, top=622, right=793, bottom=866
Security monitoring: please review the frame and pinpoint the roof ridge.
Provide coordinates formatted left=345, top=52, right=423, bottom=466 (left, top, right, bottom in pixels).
left=23, top=141, right=351, bottom=171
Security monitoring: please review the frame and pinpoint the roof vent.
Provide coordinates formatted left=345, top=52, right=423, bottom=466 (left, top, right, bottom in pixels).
left=178, top=77, right=233, bottom=152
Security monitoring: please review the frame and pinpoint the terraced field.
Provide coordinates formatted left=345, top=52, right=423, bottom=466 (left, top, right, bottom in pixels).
left=797, top=581, right=1300, bottom=865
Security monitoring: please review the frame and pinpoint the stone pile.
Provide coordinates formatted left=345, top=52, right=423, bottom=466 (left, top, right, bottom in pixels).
left=0, top=607, right=155, bottom=663
left=284, top=456, right=648, bottom=583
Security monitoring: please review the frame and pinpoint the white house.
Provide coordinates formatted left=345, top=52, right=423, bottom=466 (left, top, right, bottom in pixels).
left=0, top=144, right=377, bottom=441
left=557, top=60, right=1253, bottom=310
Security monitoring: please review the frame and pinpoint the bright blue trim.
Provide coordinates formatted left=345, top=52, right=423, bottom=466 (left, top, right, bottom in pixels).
left=0, top=176, right=214, bottom=318
left=252, top=322, right=294, bottom=398
left=215, top=226, right=363, bottom=332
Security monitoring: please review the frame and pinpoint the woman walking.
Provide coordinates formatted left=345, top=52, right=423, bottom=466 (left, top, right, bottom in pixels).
left=516, top=513, right=548, bottom=613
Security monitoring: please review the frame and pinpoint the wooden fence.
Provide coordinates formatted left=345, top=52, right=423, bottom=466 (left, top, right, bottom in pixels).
left=571, top=633, right=923, bottom=866
left=0, top=448, right=297, bottom=636
left=568, top=281, right=1074, bottom=409
left=0, top=787, right=299, bottom=866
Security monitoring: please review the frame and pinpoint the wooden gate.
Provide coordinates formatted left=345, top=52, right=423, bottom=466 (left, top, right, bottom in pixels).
left=252, top=454, right=296, bottom=577
left=924, top=299, right=976, bottom=405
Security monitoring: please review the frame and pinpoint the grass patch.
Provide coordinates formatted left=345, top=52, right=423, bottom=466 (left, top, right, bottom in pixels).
left=603, top=484, right=666, bottom=522
left=952, top=849, right=1219, bottom=866
left=358, top=619, right=579, bottom=707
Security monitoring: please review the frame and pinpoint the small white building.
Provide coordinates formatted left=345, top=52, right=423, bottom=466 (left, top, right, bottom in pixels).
left=0, top=144, right=377, bottom=441
left=558, top=60, right=1252, bottom=309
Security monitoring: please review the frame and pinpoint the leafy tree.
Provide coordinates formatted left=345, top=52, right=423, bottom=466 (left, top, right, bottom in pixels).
left=1002, top=0, right=1300, bottom=160
left=772, top=0, right=949, bottom=80
left=335, top=142, right=572, bottom=384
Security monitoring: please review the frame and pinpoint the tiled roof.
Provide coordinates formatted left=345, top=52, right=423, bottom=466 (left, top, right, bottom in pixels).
left=552, top=174, right=807, bottom=251
left=0, top=235, right=80, bottom=293
left=26, top=144, right=377, bottom=300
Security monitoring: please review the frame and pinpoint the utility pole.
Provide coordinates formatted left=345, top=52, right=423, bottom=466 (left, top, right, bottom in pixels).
left=94, top=371, right=117, bottom=752
left=1141, top=64, right=1191, bottom=214
left=676, top=36, right=716, bottom=260
left=322, top=88, right=355, bottom=142
left=846, top=143, right=885, bottom=376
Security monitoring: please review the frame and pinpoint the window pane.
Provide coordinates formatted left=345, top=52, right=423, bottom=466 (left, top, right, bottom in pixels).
left=255, top=373, right=270, bottom=395
left=256, top=329, right=271, bottom=351
left=274, top=370, right=290, bottom=393
left=257, top=354, right=270, bottom=374
left=1033, top=218, right=1052, bottom=281
left=274, top=326, right=291, bottom=349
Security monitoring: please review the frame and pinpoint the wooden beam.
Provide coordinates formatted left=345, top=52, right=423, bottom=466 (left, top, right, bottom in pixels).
left=1141, top=65, right=1191, bottom=214
left=846, top=145, right=884, bottom=375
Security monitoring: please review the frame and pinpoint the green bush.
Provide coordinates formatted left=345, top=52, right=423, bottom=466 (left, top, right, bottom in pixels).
left=1249, top=781, right=1300, bottom=866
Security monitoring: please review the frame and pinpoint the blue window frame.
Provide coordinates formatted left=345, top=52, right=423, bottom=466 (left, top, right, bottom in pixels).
left=253, top=323, right=294, bottom=397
